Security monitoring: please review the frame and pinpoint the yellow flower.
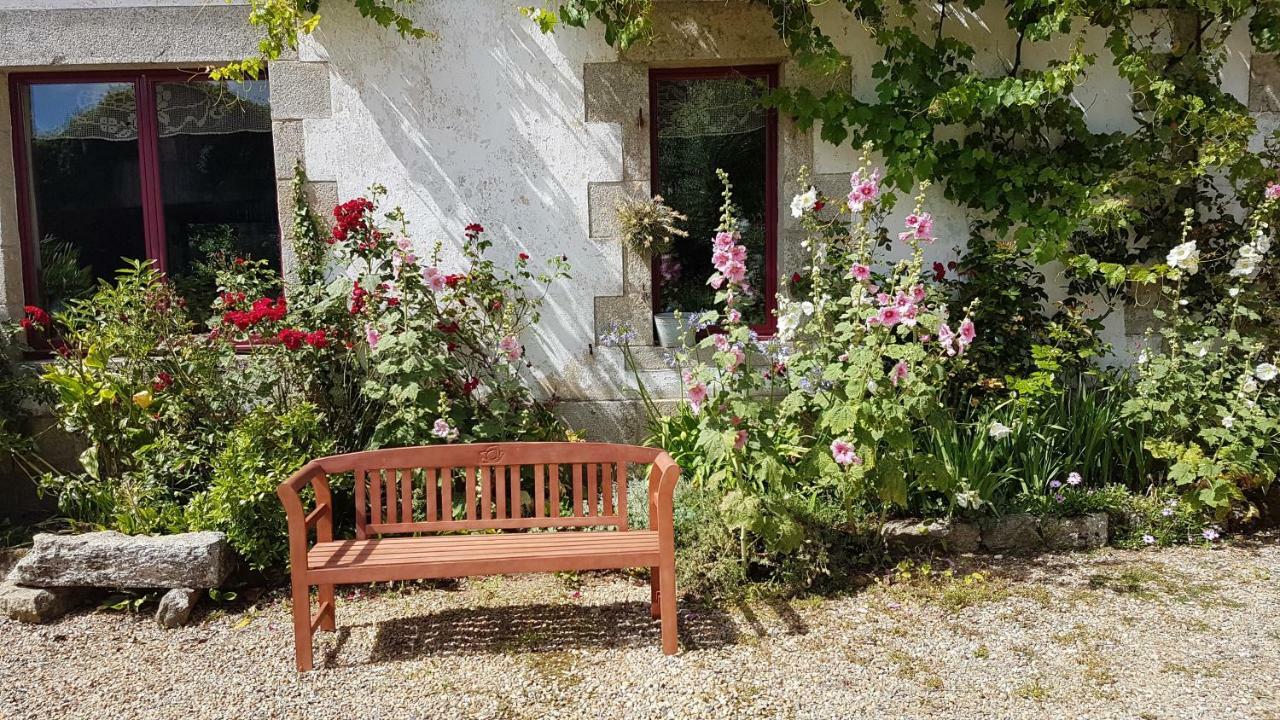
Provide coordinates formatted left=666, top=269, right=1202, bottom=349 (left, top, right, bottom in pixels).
left=132, top=390, right=154, bottom=409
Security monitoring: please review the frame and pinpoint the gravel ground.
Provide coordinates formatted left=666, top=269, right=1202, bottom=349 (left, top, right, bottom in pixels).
left=2, top=536, right=1278, bottom=720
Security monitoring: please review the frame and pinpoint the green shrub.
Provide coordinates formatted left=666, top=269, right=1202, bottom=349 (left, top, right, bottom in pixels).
left=187, top=404, right=333, bottom=570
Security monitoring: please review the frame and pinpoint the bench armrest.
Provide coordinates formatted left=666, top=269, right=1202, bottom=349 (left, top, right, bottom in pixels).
left=646, top=452, right=681, bottom=552
left=277, top=462, right=334, bottom=572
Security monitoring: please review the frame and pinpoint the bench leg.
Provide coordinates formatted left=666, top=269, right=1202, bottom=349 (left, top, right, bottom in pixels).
left=649, top=566, right=661, bottom=619
left=318, top=584, right=336, bottom=632
left=658, top=558, right=677, bottom=654
left=291, top=578, right=314, bottom=672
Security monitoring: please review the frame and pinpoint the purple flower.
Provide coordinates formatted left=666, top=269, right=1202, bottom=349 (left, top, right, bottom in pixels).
left=1054, top=493, right=1065, bottom=503
left=1066, top=471, right=1082, bottom=486
left=1049, top=480, right=1062, bottom=490
left=1142, top=534, right=1155, bottom=545
left=1202, top=528, right=1220, bottom=542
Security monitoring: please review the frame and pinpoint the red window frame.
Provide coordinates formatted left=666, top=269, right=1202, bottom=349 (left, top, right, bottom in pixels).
left=648, top=65, right=779, bottom=337
left=7, top=68, right=280, bottom=322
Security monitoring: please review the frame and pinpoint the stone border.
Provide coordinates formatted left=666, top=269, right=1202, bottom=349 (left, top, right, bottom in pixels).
left=582, top=1, right=851, bottom=353
left=882, top=513, right=1110, bottom=555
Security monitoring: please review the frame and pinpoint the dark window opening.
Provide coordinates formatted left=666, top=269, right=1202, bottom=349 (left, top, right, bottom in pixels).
left=649, top=66, right=778, bottom=336
left=11, top=71, right=280, bottom=324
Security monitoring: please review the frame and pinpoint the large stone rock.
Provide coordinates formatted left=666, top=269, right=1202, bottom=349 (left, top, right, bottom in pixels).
left=155, top=588, right=201, bottom=629
left=981, top=513, right=1043, bottom=553
left=1041, top=513, right=1109, bottom=551
left=882, top=519, right=981, bottom=554
left=9, top=531, right=232, bottom=589
left=0, top=581, right=90, bottom=623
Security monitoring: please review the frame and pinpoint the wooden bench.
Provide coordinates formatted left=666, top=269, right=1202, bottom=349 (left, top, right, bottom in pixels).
left=277, top=441, right=681, bottom=671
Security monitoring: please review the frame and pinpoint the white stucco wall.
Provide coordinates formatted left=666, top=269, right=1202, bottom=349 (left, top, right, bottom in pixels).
left=0, top=1, right=1264, bottom=437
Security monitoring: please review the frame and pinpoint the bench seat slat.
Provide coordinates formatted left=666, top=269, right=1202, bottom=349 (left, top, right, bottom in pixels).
left=304, top=531, right=661, bottom=583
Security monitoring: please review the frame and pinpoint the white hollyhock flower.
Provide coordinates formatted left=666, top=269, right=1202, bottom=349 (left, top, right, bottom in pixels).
left=1166, top=240, right=1199, bottom=275
left=1255, top=233, right=1271, bottom=254
left=988, top=421, right=1012, bottom=440
left=1230, top=254, right=1260, bottom=278
left=1243, top=377, right=1259, bottom=394
left=1222, top=416, right=1235, bottom=429
left=790, top=187, right=819, bottom=218
left=1255, top=362, right=1279, bottom=382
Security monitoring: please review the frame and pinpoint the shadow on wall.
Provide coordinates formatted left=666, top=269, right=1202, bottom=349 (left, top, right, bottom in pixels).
left=311, top=2, right=626, bottom=401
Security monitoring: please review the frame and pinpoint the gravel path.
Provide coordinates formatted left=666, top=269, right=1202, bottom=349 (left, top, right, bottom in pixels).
left=2, top=536, right=1278, bottom=720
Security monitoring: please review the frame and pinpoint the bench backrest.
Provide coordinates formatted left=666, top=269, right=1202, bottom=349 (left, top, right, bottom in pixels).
left=310, top=442, right=664, bottom=538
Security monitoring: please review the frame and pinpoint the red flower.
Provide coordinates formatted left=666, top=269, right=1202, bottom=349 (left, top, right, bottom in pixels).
left=277, top=328, right=306, bottom=351
left=444, top=274, right=465, bottom=288
left=491, top=299, right=503, bottom=311
left=304, top=329, right=329, bottom=348
left=152, top=372, right=173, bottom=392
left=221, top=296, right=286, bottom=330
left=932, top=262, right=947, bottom=282
left=790, top=273, right=802, bottom=285
left=349, top=284, right=369, bottom=315
left=464, top=223, right=485, bottom=236
left=518, top=252, right=530, bottom=261
left=331, top=197, right=374, bottom=243
left=233, top=257, right=247, bottom=266
left=463, top=377, right=480, bottom=394
left=436, top=320, right=460, bottom=334
left=813, top=200, right=826, bottom=211
left=446, top=341, right=458, bottom=352
left=21, top=305, right=49, bottom=330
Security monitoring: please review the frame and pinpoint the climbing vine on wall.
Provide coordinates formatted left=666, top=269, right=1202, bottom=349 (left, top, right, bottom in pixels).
left=214, top=0, right=432, bottom=81
left=533, top=0, right=1280, bottom=275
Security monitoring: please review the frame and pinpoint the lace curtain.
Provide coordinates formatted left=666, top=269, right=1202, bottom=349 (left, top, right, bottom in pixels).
left=37, top=81, right=271, bottom=141
left=655, top=76, right=767, bottom=140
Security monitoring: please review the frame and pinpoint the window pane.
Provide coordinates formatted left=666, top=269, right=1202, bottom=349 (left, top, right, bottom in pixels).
left=155, top=80, right=279, bottom=319
left=654, top=73, right=770, bottom=326
left=25, top=82, right=143, bottom=311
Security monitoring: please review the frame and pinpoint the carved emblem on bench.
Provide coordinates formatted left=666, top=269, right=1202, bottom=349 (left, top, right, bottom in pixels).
left=477, top=446, right=505, bottom=464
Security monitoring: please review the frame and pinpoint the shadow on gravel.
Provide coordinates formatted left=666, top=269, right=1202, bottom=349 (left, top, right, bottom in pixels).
left=333, top=600, right=740, bottom=664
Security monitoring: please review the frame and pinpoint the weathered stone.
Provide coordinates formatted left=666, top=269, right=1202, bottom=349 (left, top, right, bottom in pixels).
left=1251, top=53, right=1280, bottom=112
left=1042, top=513, right=1109, bottom=551
left=0, top=548, right=27, bottom=578
left=155, top=588, right=202, bottom=629
left=0, top=581, right=89, bottom=623
left=268, top=60, right=333, bottom=120
left=10, top=531, right=232, bottom=589
left=881, top=519, right=981, bottom=554
left=981, top=513, right=1043, bottom=553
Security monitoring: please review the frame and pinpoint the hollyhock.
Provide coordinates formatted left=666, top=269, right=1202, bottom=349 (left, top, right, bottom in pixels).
left=851, top=263, right=872, bottom=281
left=1255, top=362, right=1278, bottom=382
left=713, top=334, right=731, bottom=352
left=349, top=284, right=369, bottom=315
left=331, top=197, right=373, bottom=243
left=890, top=360, right=910, bottom=386
left=499, top=335, right=522, bottom=362
left=876, top=306, right=902, bottom=327
left=899, top=213, right=935, bottom=243
left=421, top=266, right=447, bottom=292
left=463, top=377, right=480, bottom=395
left=364, top=325, right=380, bottom=349
left=518, top=252, right=530, bottom=261
left=726, top=308, right=742, bottom=324
left=444, top=273, right=465, bottom=288
left=1266, top=181, right=1280, bottom=201
left=432, top=418, right=459, bottom=440
left=734, top=429, right=748, bottom=450
left=687, top=383, right=708, bottom=413
left=464, top=223, right=485, bottom=237
left=957, top=317, right=976, bottom=353
left=932, top=262, right=947, bottom=282
left=910, top=284, right=926, bottom=303
left=830, top=439, right=860, bottom=466
left=1166, top=240, right=1199, bottom=274
left=790, top=186, right=819, bottom=218
left=659, top=255, right=682, bottom=283
left=713, top=231, right=736, bottom=250
left=846, top=168, right=881, bottom=213
left=938, top=322, right=957, bottom=356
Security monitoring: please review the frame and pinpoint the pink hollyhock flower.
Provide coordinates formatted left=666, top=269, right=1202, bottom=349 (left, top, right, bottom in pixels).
left=687, top=383, right=708, bottom=412
left=958, top=317, right=976, bottom=350
left=422, top=266, right=447, bottom=292
left=890, top=360, right=910, bottom=386
left=729, top=245, right=746, bottom=264
left=851, top=263, right=871, bottom=281
left=876, top=292, right=893, bottom=306
left=713, top=334, right=730, bottom=352
left=900, top=212, right=936, bottom=243
left=499, top=335, right=522, bottom=362
left=727, top=347, right=746, bottom=371
left=727, top=308, right=742, bottom=323
left=1267, top=181, right=1280, bottom=200
left=724, top=263, right=747, bottom=284
left=910, top=284, right=926, bottom=303
left=397, top=237, right=413, bottom=252
left=364, top=324, right=380, bottom=348
left=877, top=307, right=902, bottom=326
left=846, top=168, right=881, bottom=213
left=714, top=231, right=737, bottom=249
left=431, top=418, right=458, bottom=440
left=709, top=273, right=725, bottom=289
left=831, top=439, right=860, bottom=466
left=938, top=322, right=957, bottom=356
left=712, top=249, right=732, bottom=270
left=898, top=304, right=919, bottom=327
left=682, top=369, right=695, bottom=385
left=734, top=429, right=748, bottom=450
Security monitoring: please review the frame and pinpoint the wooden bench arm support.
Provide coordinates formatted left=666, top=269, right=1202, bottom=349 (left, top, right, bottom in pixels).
left=277, top=462, right=334, bottom=571
left=647, top=451, right=680, bottom=552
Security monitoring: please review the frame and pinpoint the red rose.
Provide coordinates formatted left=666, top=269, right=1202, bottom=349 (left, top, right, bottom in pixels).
left=790, top=273, right=802, bottom=285
left=518, top=252, right=530, bottom=261
left=304, top=329, right=328, bottom=348
left=465, top=223, right=485, bottom=236
left=22, top=305, right=49, bottom=328
left=932, top=262, right=947, bottom=282
left=277, top=328, right=306, bottom=351
left=152, top=372, right=173, bottom=392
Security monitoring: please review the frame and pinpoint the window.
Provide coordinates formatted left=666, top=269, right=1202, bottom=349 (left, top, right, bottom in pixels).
left=649, top=66, right=778, bottom=335
left=10, top=71, right=279, bottom=319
